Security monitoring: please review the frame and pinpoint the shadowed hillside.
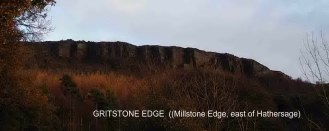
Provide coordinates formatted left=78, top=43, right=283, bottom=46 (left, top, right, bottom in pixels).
left=9, top=40, right=327, bottom=130
left=25, top=39, right=269, bottom=76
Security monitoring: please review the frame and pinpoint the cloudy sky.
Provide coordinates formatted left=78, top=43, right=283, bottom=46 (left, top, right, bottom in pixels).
left=45, top=0, right=329, bottom=79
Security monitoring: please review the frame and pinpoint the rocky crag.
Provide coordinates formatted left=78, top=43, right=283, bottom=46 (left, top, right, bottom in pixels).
left=26, top=39, right=271, bottom=76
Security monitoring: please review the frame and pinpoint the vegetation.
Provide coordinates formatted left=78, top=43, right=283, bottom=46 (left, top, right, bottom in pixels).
left=299, top=32, right=329, bottom=130
left=0, top=0, right=57, bottom=130
left=15, top=69, right=326, bottom=130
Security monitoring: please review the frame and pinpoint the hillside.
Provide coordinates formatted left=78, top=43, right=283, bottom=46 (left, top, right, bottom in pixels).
left=15, top=40, right=328, bottom=130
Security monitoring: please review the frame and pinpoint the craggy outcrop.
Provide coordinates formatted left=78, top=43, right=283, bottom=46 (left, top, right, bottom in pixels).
left=25, top=40, right=270, bottom=76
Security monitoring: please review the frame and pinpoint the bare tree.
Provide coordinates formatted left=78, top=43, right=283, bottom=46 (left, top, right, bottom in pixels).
left=300, top=31, right=329, bottom=105
left=299, top=31, right=329, bottom=130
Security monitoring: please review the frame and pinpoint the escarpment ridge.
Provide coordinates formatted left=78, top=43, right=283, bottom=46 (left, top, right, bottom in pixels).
left=25, top=40, right=275, bottom=76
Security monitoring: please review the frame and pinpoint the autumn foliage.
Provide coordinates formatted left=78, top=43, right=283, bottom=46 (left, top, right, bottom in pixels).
left=0, top=0, right=56, bottom=130
left=13, top=68, right=325, bottom=130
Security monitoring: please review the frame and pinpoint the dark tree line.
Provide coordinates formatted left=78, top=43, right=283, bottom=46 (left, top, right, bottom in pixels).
left=0, top=0, right=57, bottom=130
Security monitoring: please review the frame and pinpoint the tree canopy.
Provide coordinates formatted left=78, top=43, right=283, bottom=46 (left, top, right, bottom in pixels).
left=0, top=0, right=56, bottom=43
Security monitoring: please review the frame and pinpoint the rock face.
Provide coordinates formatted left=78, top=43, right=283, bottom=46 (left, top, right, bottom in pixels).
left=26, top=40, right=270, bottom=75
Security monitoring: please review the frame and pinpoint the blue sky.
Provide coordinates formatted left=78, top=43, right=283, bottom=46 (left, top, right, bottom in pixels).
left=45, top=0, right=329, bottom=79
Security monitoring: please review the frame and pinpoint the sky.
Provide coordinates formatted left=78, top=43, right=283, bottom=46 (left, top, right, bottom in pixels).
left=45, top=0, right=329, bottom=79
